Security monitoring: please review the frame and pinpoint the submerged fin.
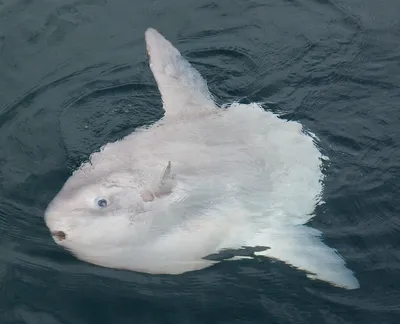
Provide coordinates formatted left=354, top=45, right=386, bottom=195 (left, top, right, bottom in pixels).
left=247, top=225, right=360, bottom=289
left=145, top=28, right=217, bottom=117
left=204, top=246, right=269, bottom=261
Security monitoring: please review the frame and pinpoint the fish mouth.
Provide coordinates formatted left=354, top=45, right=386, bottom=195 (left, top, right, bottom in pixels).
left=51, top=230, right=67, bottom=241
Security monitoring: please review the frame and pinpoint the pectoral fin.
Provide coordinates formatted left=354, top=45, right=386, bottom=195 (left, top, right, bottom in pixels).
left=141, top=161, right=175, bottom=202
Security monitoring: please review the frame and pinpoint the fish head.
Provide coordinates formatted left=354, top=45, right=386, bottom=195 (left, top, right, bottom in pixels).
left=44, top=159, right=175, bottom=264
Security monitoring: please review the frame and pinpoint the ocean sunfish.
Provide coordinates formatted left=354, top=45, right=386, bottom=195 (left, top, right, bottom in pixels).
left=44, top=28, right=360, bottom=290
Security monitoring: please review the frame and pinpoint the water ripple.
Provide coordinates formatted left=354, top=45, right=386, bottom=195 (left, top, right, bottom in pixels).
left=0, top=0, right=400, bottom=323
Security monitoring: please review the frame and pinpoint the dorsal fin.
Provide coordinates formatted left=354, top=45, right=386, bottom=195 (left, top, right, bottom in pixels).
left=145, top=28, right=217, bottom=118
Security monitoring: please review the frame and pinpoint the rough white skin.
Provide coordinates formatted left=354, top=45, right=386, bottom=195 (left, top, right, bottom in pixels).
left=44, top=28, right=360, bottom=289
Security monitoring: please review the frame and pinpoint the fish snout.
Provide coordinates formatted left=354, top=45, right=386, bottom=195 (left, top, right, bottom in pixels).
left=51, top=230, right=67, bottom=241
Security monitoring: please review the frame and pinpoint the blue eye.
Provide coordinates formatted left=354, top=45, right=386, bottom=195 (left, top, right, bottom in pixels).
left=97, top=198, right=108, bottom=208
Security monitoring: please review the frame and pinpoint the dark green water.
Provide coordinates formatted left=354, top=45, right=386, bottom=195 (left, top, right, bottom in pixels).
left=1, top=0, right=400, bottom=323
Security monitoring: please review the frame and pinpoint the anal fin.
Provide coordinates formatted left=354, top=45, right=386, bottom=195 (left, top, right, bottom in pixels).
left=247, top=225, right=360, bottom=289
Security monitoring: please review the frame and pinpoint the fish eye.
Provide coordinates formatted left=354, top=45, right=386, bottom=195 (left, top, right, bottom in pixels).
left=96, top=197, right=108, bottom=208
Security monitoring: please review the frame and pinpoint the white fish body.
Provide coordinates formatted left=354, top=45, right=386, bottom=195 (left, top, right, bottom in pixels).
left=44, top=28, right=360, bottom=290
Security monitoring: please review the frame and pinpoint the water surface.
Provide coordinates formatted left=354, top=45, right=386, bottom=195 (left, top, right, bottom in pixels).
left=1, top=0, right=400, bottom=323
